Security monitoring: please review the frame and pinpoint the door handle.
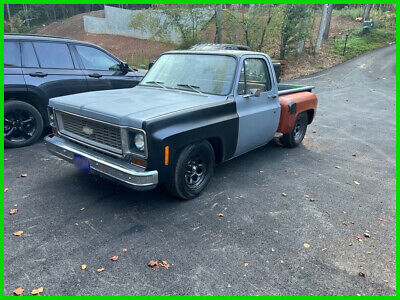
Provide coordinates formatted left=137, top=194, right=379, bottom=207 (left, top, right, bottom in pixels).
left=268, top=94, right=277, bottom=99
left=88, top=73, right=102, bottom=78
left=29, top=72, right=47, bottom=78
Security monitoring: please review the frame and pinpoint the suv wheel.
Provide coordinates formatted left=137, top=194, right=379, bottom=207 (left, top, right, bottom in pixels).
left=167, top=141, right=215, bottom=200
left=280, top=112, right=308, bottom=148
left=4, top=100, right=44, bottom=148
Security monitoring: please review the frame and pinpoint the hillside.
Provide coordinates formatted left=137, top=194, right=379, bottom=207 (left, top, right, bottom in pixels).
left=30, top=10, right=174, bottom=68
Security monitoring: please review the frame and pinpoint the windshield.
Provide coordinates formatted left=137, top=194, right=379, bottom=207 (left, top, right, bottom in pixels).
left=140, top=54, right=237, bottom=95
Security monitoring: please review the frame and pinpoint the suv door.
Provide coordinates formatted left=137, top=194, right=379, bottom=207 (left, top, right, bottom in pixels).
left=73, top=44, right=142, bottom=91
left=233, top=55, right=281, bottom=157
left=21, top=41, right=88, bottom=99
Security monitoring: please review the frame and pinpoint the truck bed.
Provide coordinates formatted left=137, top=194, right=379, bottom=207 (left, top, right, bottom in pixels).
left=278, top=84, right=314, bottom=96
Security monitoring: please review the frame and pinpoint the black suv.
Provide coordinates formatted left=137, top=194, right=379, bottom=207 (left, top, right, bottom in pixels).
left=4, top=34, right=146, bottom=148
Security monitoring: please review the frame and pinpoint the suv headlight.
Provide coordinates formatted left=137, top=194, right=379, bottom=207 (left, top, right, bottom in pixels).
left=47, top=107, right=55, bottom=127
left=134, top=133, right=145, bottom=151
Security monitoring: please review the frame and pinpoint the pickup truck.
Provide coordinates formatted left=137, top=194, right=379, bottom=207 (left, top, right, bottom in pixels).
left=45, top=50, right=318, bottom=200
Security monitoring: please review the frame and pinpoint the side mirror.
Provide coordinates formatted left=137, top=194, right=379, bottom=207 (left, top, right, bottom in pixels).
left=243, top=88, right=261, bottom=98
left=148, top=60, right=156, bottom=70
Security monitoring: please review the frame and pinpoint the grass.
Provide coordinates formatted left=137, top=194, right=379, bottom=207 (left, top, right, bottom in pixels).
left=333, top=28, right=395, bottom=59
left=334, top=7, right=364, bottom=20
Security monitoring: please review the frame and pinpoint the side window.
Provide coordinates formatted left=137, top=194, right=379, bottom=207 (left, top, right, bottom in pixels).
left=75, top=45, right=119, bottom=71
left=4, top=41, right=21, bottom=67
left=33, top=42, right=74, bottom=69
left=237, top=58, right=272, bottom=95
left=21, top=42, right=39, bottom=68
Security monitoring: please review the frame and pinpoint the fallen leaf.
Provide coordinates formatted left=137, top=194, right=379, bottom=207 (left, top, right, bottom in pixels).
left=97, top=268, right=105, bottom=273
left=123, top=248, right=128, bottom=252
left=74, top=222, right=79, bottom=226
left=80, top=207, right=85, bottom=211
left=244, top=263, right=249, bottom=267
left=13, top=230, right=23, bottom=236
left=309, top=198, right=315, bottom=202
left=356, top=236, right=363, bottom=242
left=271, top=248, right=275, bottom=252
left=348, top=242, right=353, bottom=246
left=9, top=209, right=18, bottom=215
left=148, top=260, right=159, bottom=267
left=321, top=248, right=327, bottom=252
left=358, top=272, right=366, bottom=277
left=363, top=232, right=371, bottom=238
left=280, top=260, right=284, bottom=264
left=281, top=192, right=287, bottom=197
left=13, top=287, right=24, bottom=296
left=81, top=264, right=87, bottom=270
left=304, top=194, right=310, bottom=198
left=160, top=260, right=170, bottom=269
left=352, top=153, right=357, bottom=157
left=259, top=170, right=265, bottom=173
left=110, top=256, right=119, bottom=261
left=42, top=158, right=50, bottom=161
left=4, top=188, right=9, bottom=193
left=343, top=221, right=349, bottom=226
left=217, top=213, right=224, bottom=217
left=354, top=181, right=360, bottom=185
left=31, top=286, right=44, bottom=295
left=4, top=158, right=8, bottom=161
left=303, top=243, right=310, bottom=248
left=58, top=158, right=63, bottom=161
left=312, top=129, right=317, bottom=133
left=335, top=166, right=341, bottom=169
left=378, top=217, right=389, bottom=223
left=367, top=251, right=372, bottom=255
left=17, top=173, right=27, bottom=178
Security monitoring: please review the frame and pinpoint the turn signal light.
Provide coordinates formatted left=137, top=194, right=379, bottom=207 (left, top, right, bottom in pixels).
left=164, top=146, right=169, bottom=165
left=130, top=157, right=147, bottom=168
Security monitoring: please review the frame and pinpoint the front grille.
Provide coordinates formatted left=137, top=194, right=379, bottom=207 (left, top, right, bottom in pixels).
left=60, top=112, right=122, bottom=151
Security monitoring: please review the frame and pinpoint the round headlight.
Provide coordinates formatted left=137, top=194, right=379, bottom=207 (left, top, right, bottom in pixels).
left=134, top=133, right=145, bottom=151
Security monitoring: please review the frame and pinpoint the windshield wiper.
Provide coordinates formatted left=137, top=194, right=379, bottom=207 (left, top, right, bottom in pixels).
left=176, top=83, right=203, bottom=94
left=144, top=81, right=167, bottom=89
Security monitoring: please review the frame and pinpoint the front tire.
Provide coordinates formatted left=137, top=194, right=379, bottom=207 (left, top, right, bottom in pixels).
left=167, top=141, right=215, bottom=200
left=4, top=100, right=44, bottom=148
left=280, top=112, right=308, bottom=148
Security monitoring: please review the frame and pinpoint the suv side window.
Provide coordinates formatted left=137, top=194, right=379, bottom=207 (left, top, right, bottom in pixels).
left=21, top=42, right=39, bottom=68
left=238, top=58, right=272, bottom=95
left=4, top=41, right=21, bottom=68
left=75, top=45, right=120, bottom=71
left=33, top=42, right=74, bottom=69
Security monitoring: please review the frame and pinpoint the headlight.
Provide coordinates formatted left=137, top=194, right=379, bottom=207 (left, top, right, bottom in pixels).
left=48, top=107, right=55, bottom=127
left=134, top=133, right=145, bottom=151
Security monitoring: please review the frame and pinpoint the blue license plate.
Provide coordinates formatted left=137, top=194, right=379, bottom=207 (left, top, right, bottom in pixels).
left=73, top=154, right=91, bottom=172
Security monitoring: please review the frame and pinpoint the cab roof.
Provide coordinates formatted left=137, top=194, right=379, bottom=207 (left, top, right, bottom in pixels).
left=164, top=49, right=268, bottom=59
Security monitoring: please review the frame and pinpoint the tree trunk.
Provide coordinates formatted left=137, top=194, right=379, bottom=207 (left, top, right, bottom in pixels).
left=323, top=4, right=334, bottom=40
left=315, top=4, right=328, bottom=54
left=363, top=4, right=373, bottom=21
left=232, top=4, right=239, bottom=43
left=297, top=6, right=310, bottom=54
left=215, top=4, right=223, bottom=43
left=53, top=5, right=57, bottom=21
left=6, top=4, right=11, bottom=21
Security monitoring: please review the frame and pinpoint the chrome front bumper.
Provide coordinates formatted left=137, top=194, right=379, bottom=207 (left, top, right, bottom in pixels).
left=44, top=135, right=158, bottom=191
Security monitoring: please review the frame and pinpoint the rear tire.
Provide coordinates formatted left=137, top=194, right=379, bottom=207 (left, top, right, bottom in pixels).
left=167, top=141, right=215, bottom=200
left=4, top=100, right=44, bottom=148
left=280, top=112, right=308, bottom=148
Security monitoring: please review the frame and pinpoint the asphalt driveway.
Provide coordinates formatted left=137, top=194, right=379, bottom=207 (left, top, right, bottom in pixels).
left=4, top=44, right=396, bottom=296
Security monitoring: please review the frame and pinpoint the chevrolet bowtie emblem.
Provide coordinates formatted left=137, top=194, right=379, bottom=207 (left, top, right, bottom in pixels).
left=82, top=126, right=94, bottom=135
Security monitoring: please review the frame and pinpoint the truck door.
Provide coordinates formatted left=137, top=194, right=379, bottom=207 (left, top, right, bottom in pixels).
left=233, top=55, right=281, bottom=157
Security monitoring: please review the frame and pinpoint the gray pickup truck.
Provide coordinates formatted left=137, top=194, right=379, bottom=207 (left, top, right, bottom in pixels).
left=45, top=50, right=318, bottom=199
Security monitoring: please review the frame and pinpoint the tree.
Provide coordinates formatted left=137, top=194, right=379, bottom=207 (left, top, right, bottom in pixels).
left=323, top=4, right=334, bottom=40
left=363, top=4, right=373, bottom=21
left=130, top=5, right=213, bottom=47
left=215, top=4, right=223, bottom=43
left=315, top=4, right=329, bottom=54
left=279, top=4, right=311, bottom=59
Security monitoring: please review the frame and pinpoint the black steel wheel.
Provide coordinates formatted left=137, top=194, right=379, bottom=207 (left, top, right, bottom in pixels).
left=167, top=141, right=215, bottom=200
left=4, top=100, right=44, bottom=148
left=280, top=112, right=308, bottom=148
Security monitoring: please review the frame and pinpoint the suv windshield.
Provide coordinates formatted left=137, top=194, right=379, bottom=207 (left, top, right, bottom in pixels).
left=141, top=54, right=237, bottom=95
